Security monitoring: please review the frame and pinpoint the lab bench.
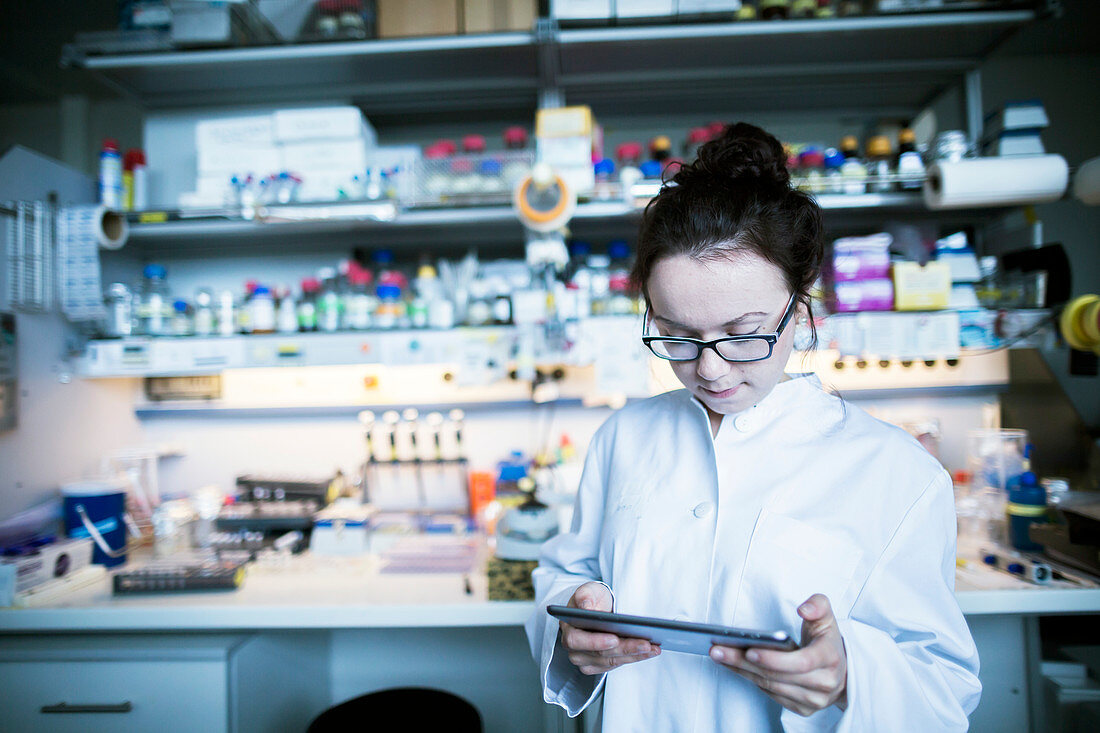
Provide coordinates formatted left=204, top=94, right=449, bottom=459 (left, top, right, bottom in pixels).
left=2, top=550, right=1099, bottom=733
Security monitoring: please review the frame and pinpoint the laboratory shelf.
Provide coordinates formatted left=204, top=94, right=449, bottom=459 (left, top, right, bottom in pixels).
left=75, top=310, right=1038, bottom=380
left=122, top=193, right=1018, bottom=252
left=61, top=9, right=1043, bottom=116
left=131, top=399, right=590, bottom=420
left=75, top=326, right=517, bottom=378
left=555, top=10, right=1040, bottom=117
left=126, top=384, right=1012, bottom=419
left=62, top=32, right=541, bottom=113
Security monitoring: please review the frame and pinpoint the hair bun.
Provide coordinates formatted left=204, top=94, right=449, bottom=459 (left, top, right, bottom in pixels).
left=674, top=122, right=790, bottom=189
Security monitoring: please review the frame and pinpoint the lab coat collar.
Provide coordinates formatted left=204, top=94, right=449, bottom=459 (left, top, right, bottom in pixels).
left=688, top=372, right=827, bottom=438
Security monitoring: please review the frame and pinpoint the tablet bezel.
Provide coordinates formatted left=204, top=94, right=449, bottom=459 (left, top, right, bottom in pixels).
left=547, top=605, right=798, bottom=656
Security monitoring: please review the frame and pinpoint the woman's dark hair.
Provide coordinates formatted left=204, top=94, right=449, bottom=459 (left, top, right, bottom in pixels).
left=630, top=122, right=825, bottom=345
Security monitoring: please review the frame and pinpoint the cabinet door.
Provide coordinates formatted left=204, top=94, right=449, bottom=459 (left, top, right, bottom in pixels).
left=0, top=659, right=228, bottom=733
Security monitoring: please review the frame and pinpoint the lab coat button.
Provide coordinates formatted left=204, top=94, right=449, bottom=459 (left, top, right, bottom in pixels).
left=734, top=415, right=751, bottom=432
left=693, top=501, right=714, bottom=519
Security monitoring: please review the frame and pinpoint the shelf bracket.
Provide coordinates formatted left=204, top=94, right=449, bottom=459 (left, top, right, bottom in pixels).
left=535, top=17, right=563, bottom=110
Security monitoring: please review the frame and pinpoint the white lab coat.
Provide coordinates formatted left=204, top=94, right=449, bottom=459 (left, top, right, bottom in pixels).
left=526, top=374, right=981, bottom=732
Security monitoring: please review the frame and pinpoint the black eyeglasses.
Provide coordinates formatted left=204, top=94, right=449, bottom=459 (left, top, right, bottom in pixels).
left=642, top=294, right=798, bottom=363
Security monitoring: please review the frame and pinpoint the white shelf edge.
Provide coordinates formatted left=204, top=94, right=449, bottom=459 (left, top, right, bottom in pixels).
left=73, top=32, right=537, bottom=70
left=557, top=10, right=1036, bottom=45
left=124, top=193, right=997, bottom=242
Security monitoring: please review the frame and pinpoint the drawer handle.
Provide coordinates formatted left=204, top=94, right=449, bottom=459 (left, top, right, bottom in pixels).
left=41, top=702, right=133, bottom=714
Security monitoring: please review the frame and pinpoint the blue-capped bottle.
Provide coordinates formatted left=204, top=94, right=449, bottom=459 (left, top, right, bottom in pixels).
left=171, top=299, right=192, bottom=337
left=374, top=284, right=404, bottom=330
left=479, top=159, right=504, bottom=195
left=607, top=240, right=635, bottom=315
left=823, top=147, right=845, bottom=194
left=137, top=264, right=170, bottom=337
left=593, top=158, right=616, bottom=201
left=639, top=160, right=663, bottom=180
left=1007, top=445, right=1047, bottom=552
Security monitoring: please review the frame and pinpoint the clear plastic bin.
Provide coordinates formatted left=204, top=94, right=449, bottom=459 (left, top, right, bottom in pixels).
left=966, top=428, right=1028, bottom=544
left=407, top=150, right=534, bottom=207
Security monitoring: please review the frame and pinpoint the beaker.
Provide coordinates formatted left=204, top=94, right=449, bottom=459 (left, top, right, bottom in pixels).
left=966, top=429, right=1028, bottom=544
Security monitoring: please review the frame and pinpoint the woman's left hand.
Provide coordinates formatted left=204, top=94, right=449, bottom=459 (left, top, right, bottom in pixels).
left=709, top=593, right=848, bottom=717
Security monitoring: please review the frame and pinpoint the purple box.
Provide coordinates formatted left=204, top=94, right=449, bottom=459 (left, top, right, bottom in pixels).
left=832, top=233, right=893, bottom=282
left=833, top=279, right=895, bottom=312
left=833, top=250, right=891, bottom=282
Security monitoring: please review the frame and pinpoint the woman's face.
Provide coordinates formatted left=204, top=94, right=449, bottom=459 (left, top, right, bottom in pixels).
left=646, top=251, right=797, bottom=417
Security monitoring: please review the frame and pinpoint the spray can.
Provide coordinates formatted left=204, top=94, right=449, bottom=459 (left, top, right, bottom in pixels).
left=123, top=149, right=148, bottom=211
left=98, top=138, right=123, bottom=210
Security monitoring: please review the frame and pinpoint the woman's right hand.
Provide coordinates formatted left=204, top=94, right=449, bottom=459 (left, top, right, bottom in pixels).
left=560, top=581, right=661, bottom=676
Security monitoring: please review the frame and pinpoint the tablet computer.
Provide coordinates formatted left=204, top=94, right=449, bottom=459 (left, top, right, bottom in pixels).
left=547, top=605, right=798, bottom=656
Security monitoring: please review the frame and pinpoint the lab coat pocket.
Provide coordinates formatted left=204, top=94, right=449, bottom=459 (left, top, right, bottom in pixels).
left=736, top=509, right=863, bottom=638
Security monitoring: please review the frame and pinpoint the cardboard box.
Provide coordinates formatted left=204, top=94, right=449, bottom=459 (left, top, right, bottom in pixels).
left=678, top=1, right=742, bottom=14
left=279, top=138, right=370, bottom=175
left=892, top=261, right=952, bottom=311
left=0, top=538, right=93, bottom=596
left=464, top=0, right=538, bottom=33
left=616, top=0, right=675, bottom=19
left=196, top=114, right=279, bottom=176
left=377, top=0, right=460, bottom=38
left=198, top=143, right=281, bottom=177
left=273, top=106, right=377, bottom=145
left=552, top=0, right=613, bottom=20
left=296, top=170, right=359, bottom=202
left=196, top=114, right=274, bottom=149
left=537, top=106, right=597, bottom=194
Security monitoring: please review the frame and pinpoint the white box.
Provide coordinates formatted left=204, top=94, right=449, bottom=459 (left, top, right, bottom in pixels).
left=273, top=106, right=377, bottom=145
left=679, top=1, right=741, bottom=13
left=197, top=143, right=281, bottom=177
left=296, top=170, right=357, bottom=202
left=616, top=0, right=675, bottom=18
left=552, top=0, right=612, bottom=19
left=537, top=106, right=597, bottom=194
left=0, top=538, right=94, bottom=596
left=279, top=139, right=370, bottom=175
left=936, top=249, right=982, bottom=283
left=538, top=137, right=595, bottom=194
left=194, top=174, right=234, bottom=201
left=987, top=134, right=1046, bottom=157
left=196, top=114, right=274, bottom=149
left=989, top=102, right=1050, bottom=133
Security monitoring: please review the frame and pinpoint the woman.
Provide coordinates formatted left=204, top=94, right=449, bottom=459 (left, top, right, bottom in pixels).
left=525, top=123, right=981, bottom=731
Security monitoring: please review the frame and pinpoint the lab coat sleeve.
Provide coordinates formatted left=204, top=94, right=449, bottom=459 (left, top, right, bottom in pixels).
left=525, top=429, right=613, bottom=718
left=827, top=469, right=981, bottom=733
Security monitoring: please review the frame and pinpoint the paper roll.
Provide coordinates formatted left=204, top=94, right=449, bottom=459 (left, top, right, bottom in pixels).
left=59, top=204, right=128, bottom=249
left=923, top=155, right=1069, bottom=210
left=1072, top=155, right=1100, bottom=205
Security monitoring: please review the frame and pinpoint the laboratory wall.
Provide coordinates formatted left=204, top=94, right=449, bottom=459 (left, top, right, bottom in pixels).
left=930, top=49, right=1100, bottom=429
left=2, top=14, right=1098, bottom=514
left=0, top=147, right=145, bottom=518
left=0, top=97, right=144, bottom=177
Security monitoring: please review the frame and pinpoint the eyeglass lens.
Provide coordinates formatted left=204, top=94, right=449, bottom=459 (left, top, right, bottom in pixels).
left=647, top=337, right=772, bottom=361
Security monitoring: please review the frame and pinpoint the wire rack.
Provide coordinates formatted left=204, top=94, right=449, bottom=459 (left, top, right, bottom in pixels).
left=3, top=200, right=57, bottom=313
left=407, top=151, right=534, bottom=208
left=2, top=201, right=106, bottom=323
